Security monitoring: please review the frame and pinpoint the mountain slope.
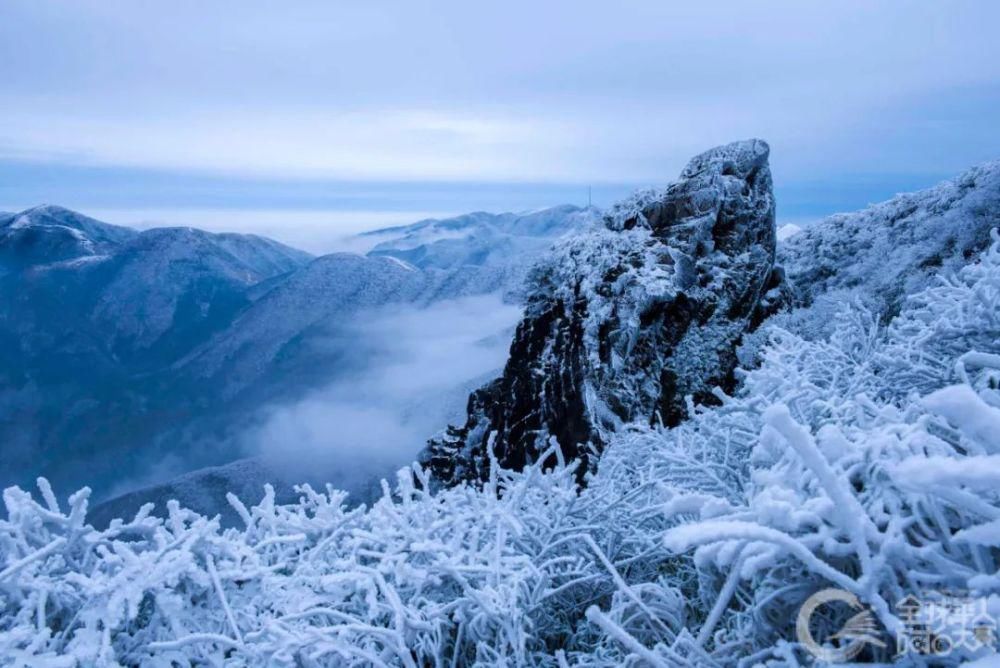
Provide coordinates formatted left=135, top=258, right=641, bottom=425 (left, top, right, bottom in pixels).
left=0, top=211, right=313, bottom=494
left=178, top=204, right=599, bottom=402
left=174, top=253, right=429, bottom=402
left=779, top=159, right=1000, bottom=321
left=91, top=226, right=312, bottom=367
left=0, top=203, right=597, bottom=505
left=82, top=208, right=597, bottom=520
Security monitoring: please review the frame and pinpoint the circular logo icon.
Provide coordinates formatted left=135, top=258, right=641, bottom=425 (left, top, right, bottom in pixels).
left=796, top=588, right=886, bottom=663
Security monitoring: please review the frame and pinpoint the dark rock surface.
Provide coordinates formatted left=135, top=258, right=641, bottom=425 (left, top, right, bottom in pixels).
left=424, top=139, right=783, bottom=485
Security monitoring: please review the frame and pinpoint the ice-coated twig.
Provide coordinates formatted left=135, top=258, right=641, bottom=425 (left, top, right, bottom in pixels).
left=206, top=554, right=242, bottom=644
left=0, top=538, right=67, bottom=582
left=585, top=606, right=668, bottom=667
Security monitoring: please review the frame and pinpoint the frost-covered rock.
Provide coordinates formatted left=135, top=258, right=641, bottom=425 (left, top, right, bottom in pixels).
left=425, top=139, right=784, bottom=485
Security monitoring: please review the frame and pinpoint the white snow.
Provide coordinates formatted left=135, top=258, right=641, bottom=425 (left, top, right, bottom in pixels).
left=379, top=255, right=419, bottom=272
left=775, top=222, right=802, bottom=241
left=922, top=385, right=1000, bottom=453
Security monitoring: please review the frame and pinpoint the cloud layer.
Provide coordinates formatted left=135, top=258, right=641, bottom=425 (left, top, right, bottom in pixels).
left=2, top=1, right=998, bottom=185
left=244, top=294, right=522, bottom=490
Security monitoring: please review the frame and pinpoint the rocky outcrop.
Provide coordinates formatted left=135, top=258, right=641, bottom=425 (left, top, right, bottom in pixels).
left=424, top=139, right=784, bottom=485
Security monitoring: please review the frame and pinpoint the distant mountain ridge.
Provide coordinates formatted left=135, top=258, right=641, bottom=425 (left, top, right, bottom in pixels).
left=0, top=203, right=597, bottom=505
left=364, top=205, right=599, bottom=270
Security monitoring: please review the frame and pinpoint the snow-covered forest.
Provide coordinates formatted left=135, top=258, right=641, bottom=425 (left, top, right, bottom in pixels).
left=4, top=157, right=1000, bottom=665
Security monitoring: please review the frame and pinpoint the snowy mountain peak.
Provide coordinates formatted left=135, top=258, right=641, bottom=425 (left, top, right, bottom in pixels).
left=0, top=204, right=137, bottom=273
left=123, top=226, right=311, bottom=283
left=2, top=204, right=134, bottom=239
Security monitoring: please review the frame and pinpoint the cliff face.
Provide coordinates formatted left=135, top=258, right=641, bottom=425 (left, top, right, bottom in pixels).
left=424, top=139, right=785, bottom=485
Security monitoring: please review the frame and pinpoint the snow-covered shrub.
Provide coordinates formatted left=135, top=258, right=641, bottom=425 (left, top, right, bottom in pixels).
left=649, top=231, right=1000, bottom=664
left=778, top=159, right=1000, bottom=319
left=878, top=229, right=1000, bottom=400
left=0, top=446, right=689, bottom=666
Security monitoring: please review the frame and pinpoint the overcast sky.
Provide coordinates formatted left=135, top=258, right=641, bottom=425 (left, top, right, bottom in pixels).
left=1, top=1, right=998, bottom=249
